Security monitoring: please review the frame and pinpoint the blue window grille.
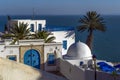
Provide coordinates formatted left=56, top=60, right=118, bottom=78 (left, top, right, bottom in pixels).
left=7, top=55, right=17, bottom=61
left=48, top=54, right=55, bottom=65
left=38, top=24, right=42, bottom=31
left=30, top=24, right=34, bottom=32
left=63, top=40, right=67, bottom=50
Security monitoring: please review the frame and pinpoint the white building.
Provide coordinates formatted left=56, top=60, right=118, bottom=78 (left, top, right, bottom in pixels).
left=63, top=41, right=92, bottom=66
left=9, top=19, right=75, bottom=55
left=9, top=19, right=46, bottom=34
left=0, top=39, right=62, bottom=71
left=0, top=19, right=117, bottom=80
left=0, top=38, right=119, bottom=80
left=50, top=30, right=75, bottom=55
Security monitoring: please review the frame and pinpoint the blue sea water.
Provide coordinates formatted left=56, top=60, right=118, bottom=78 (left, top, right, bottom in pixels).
left=0, top=15, right=120, bottom=62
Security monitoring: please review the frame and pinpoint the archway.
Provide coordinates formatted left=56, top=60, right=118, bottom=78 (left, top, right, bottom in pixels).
left=24, top=49, right=40, bottom=69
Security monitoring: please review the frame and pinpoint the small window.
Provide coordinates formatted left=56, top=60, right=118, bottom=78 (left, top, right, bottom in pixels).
left=38, top=24, right=42, bottom=31
left=63, top=40, right=67, bottom=50
left=47, top=53, right=56, bottom=65
left=7, top=55, right=17, bottom=61
left=30, top=24, right=34, bottom=32
left=80, top=61, right=84, bottom=66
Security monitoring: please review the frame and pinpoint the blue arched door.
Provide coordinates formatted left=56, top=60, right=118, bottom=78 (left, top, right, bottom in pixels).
left=24, top=49, right=40, bottom=69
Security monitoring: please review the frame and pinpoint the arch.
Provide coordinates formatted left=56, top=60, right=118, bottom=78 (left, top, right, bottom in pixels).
left=24, top=49, right=40, bottom=69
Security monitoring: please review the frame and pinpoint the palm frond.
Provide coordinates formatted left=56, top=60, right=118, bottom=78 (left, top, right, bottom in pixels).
left=7, top=22, right=30, bottom=44
left=32, top=31, right=55, bottom=43
left=78, top=11, right=106, bottom=32
left=77, top=11, right=106, bottom=49
left=45, top=36, right=55, bottom=43
left=77, top=25, right=88, bottom=32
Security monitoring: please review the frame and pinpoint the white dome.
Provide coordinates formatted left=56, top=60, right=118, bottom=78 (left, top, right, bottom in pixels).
left=65, top=41, right=92, bottom=60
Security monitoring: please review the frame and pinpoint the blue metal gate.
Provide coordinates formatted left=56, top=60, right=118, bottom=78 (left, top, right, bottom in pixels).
left=24, top=49, right=40, bottom=69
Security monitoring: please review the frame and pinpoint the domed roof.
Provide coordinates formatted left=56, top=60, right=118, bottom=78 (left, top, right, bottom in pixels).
left=65, top=41, right=92, bottom=60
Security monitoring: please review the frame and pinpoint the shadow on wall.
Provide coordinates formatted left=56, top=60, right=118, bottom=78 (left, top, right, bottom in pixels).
left=59, top=59, right=85, bottom=80
left=0, top=57, right=42, bottom=80
left=0, top=57, right=67, bottom=80
left=2, top=57, right=120, bottom=80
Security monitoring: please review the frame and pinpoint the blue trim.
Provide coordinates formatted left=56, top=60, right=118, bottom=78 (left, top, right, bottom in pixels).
left=48, top=54, right=55, bottom=65
left=44, top=26, right=74, bottom=31
left=30, top=24, right=34, bottom=32
left=38, top=24, right=42, bottom=31
left=24, top=49, right=40, bottom=69
left=63, top=40, right=67, bottom=50
left=8, top=56, right=16, bottom=61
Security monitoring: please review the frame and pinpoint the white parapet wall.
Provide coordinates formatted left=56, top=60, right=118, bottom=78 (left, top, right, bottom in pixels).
left=19, top=39, right=44, bottom=45
left=59, top=59, right=85, bottom=80
left=59, top=58, right=120, bottom=80
left=0, top=57, right=42, bottom=80
left=0, top=57, right=67, bottom=80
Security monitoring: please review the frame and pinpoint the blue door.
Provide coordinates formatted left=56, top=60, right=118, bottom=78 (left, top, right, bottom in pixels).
left=24, top=49, right=40, bottom=69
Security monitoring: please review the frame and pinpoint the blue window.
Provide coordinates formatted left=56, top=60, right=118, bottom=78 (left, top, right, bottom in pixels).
left=63, top=40, right=67, bottom=50
left=7, top=55, right=17, bottom=61
left=48, top=53, right=55, bottom=65
left=80, top=61, right=84, bottom=66
left=38, top=24, right=42, bottom=31
left=30, top=24, right=34, bottom=32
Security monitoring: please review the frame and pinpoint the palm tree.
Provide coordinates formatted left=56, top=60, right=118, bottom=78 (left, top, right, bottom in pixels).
left=32, top=31, right=55, bottom=43
left=3, top=22, right=30, bottom=44
left=78, top=11, right=106, bottom=50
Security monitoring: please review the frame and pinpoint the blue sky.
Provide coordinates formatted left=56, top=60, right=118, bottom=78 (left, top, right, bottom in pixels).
left=0, top=0, right=120, bottom=15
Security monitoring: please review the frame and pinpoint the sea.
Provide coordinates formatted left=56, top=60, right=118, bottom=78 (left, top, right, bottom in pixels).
left=0, top=15, right=120, bottom=62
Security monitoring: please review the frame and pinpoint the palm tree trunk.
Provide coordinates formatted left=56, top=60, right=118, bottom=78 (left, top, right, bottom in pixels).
left=86, top=30, right=93, bottom=50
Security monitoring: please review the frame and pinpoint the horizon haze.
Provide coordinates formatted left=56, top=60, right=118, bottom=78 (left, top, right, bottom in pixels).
left=0, top=0, right=120, bottom=15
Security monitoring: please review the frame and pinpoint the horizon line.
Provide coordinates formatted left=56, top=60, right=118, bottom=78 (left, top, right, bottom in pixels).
left=1, top=14, right=120, bottom=16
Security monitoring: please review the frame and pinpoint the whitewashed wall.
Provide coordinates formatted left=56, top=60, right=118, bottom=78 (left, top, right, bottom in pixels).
left=59, top=59, right=85, bottom=80
left=10, top=19, right=74, bottom=56
left=18, top=20, right=46, bottom=31
left=52, top=31, right=74, bottom=55
left=10, top=19, right=46, bottom=34
left=0, top=45, right=19, bottom=62
left=0, top=57, right=67, bottom=80
left=60, top=59, right=120, bottom=80
left=66, top=59, right=89, bottom=67
left=19, top=39, right=44, bottom=45
left=0, top=58, right=42, bottom=80
left=44, top=43, right=62, bottom=71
